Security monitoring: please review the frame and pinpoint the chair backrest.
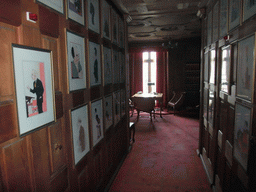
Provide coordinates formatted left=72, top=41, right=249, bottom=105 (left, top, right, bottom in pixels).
left=169, top=91, right=186, bottom=108
left=133, top=97, right=155, bottom=113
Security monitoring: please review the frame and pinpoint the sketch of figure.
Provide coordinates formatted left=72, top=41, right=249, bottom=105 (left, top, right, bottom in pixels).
left=93, top=47, right=98, bottom=83
left=95, top=108, right=101, bottom=139
left=77, top=118, right=85, bottom=152
left=69, top=0, right=82, bottom=15
left=71, top=46, right=83, bottom=79
left=90, top=2, right=95, bottom=25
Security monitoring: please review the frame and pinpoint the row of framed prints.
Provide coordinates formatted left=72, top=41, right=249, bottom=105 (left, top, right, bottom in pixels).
left=71, top=91, right=126, bottom=165
left=36, top=0, right=124, bottom=47
left=67, top=30, right=126, bottom=92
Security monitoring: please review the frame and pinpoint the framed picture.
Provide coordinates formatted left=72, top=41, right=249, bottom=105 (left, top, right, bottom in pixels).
left=212, top=2, right=219, bottom=42
left=67, top=0, right=84, bottom=25
left=102, top=0, right=111, bottom=40
left=119, top=17, right=124, bottom=48
left=66, top=30, right=86, bottom=92
left=209, top=49, right=216, bottom=84
left=12, top=44, right=55, bottom=136
left=204, top=51, right=209, bottom=82
left=220, top=45, right=231, bottom=93
left=88, top=0, right=99, bottom=33
left=229, top=0, right=240, bottom=31
left=243, top=0, right=256, bottom=21
left=112, top=10, right=119, bottom=44
left=234, top=103, right=251, bottom=171
left=120, top=89, right=126, bottom=117
left=36, top=0, right=64, bottom=14
left=71, top=105, right=90, bottom=165
left=103, top=47, right=112, bottom=85
left=120, top=52, right=125, bottom=83
left=237, top=35, right=255, bottom=101
left=207, top=10, right=212, bottom=45
left=208, top=90, right=215, bottom=126
left=89, top=41, right=101, bottom=87
left=104, top=95, right=113, bottom=130
left=91, top=99, right=103, bottom=146
left=219, top=0, right=228, bottom=38
left=113, top=91, right=120, bottom=125
left=113, top=50, right=120, bottom=84
left=203, top=88, right=208, bottom=119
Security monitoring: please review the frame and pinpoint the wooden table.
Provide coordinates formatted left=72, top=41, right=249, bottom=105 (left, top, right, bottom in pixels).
left=131, top=93, right=163, bottom=118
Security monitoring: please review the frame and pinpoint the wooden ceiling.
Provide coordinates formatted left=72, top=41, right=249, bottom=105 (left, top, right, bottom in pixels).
left=112, top=0, right=207, bottom=43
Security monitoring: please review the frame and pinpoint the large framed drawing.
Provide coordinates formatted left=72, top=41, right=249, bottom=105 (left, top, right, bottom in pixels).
left=36, top=0, right=64, bottom=14
left=113, top=91, right=120, bottom=125
left=88, top=0, right=99, bottom=33
left=234, top=103, right=251, bottom=171
left=209, top=49, right=216, bottom=84
left=103, top=47, right=112, bottom=85
left=229, top=0, right=240, bottom=31
left=113, top=50, right=120, bottom=84
left=102, top=0, right=111, bottom=40
left=237, top=35, right=255, bottom=101
left=71, top=105, right=90, bottom=165
left=204, top=51, right=209, bottom=82
left=12, top=44, right=55, bottom=136
left=112, top=10, right=119, bottom=44
left=89, top=41, right=101, bottom=87
left=220, top=45, right=231, bottom=93
left=243, top=0, right=256, bottom=21
left=220, top=0, right=228, bottom=38
left=208, top=90, right=215, bottom=126
left=67, top=0, right=84, bottom=25
left=91, top=99, right=103, bottom=146
left=66, top=30, right=86, bottom=92
left=104, top=95, right=113, bottom=130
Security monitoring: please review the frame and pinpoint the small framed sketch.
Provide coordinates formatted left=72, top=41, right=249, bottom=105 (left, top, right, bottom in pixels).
left=112, top=10, right=119, bottom=44
left=102, top=0, right=111, bottom=40
left=220, top=45, right=231, bottom=93
left=71, top=105, right=90, bottom=165
left=36, top=0, right=64, bottom=14
left=204, top=51, right=209, bottom=82
left=103, top=47, right=112, bottom=85
left=12, top=44, right=55, bottom=136
left=209, top=49, right=216, bottom=84
left=113, top=91, right=120, bottom=125
left=104, top=95, right=113, bottom=130
left=229, top=0, right=240, bottom=31
left=119, top=17, right=124, bottom=48
left=120, top=89, right=126, bottom=117
left=237, top=35, right=255, bottom=101
left=119, top=52, right=125, bottom=83
left=219, top=0, right=228, bottom=38
left=113, top=50, right=120, bottom=84
left=67, top=0, right=84, bottom=25
left=66, top=30, right=86, bottom=92
left=208, top=90, right=215, bottom=126
left=234, top=103, right=251, bottom=171
left=89, top=41, right=101, bottom=87
left=88, top=0, right=99, bottom=33
left=91, top=99, right=103, bottom=146
left=243, top=0, right=256, bottom=21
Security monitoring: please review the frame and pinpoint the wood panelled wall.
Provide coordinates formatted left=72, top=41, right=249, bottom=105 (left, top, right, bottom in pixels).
left=199, top=0, right=256, bottom=191
left=0, top=0, right=129, bottom=191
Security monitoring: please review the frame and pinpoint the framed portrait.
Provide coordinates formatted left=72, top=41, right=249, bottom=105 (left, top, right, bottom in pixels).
left=237, top=35, right=255, bottom=101
left=234, top=103, right=251, bottom=171
left=71, top=105, right=90, bottom=165
left=12, top=44, right=55, bottom=136
left=112, top=10, right=119, bottom=44
left=120, top=89, right=126, bottom=117
left=119, top=17, right=124, bottom=48
left=88, top=0, right=99, bottom=33
left=103, top=47, right=112, bottom=85
left=102, top=0, right=111, bottom=40
left=66, top=30, right=86, bottom=92
left=119, top=52, right=125, bottom=84
left=113, top=50, right=120, bottom=84
left=204, top=51, right=209, bottom=82
left=91, top=99, right=103, bottom=146
left=67, top=0, right=84, bottom=25
left=229, top=0, right=240, bottom=31
left=203, top=88, right=208, bottom=119
left=89, top=41, right=101, bottom=87
left=219, top=0, right=228, bottom=38
left=209, top=49, right=216, bottom=84
left=36, top=0, right=64, bottom=14
left=113, top=91, right=120, bottom=125
left=220, top=45, right=231, bottom=93
left=104, top=95, right=113, bottom=130
left=208, top=90, right=215, bottom=126
left=207, top=10, right=212, bottom=45
left=243, top=0, right=256, bottom=21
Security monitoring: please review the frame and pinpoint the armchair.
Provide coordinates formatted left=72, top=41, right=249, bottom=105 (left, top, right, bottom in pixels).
left=168, top=91, right=186, bottom=115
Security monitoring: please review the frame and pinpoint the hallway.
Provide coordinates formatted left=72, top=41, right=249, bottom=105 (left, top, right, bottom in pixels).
left=109, top=112, right=212, bottom=191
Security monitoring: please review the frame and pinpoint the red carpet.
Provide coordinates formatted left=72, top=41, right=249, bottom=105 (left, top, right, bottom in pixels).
left=109, top=111, right=212, bottom=192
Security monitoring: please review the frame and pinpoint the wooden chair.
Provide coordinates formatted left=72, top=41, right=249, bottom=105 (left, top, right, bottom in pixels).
left=168, top=91, right=186, bottom=115
left=132, top=97, right=156, bottom=121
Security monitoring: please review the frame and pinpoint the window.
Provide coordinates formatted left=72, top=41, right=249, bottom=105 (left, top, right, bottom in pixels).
left=143, top=51, right=156, bottom=93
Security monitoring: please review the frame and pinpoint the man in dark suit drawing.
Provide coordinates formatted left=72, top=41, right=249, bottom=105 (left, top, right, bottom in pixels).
left=27, top=69, right=44, bottom=114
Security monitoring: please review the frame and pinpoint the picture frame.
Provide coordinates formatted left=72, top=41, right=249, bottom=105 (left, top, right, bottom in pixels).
left=89, top=41, right=101, bottom=87
left=67, top=0, right=84, bottom=26
left=120, top=89, right=126, bottom=117
left=103, top=46, right=112, bottom=85
left=203, top=88, right=208, bottom=119
left=88, top=0, right=100, bottom=33
left=229, top=0, right=240, bottom=31
left=36, top=0, right=64, bottom=14
left=12, top=44, right=55, bottom=136
left=91, top=99, right=103, bottom=146
left=71, top=105, right=90, bottom=165
left=219, top=0, right=228, bottom=38
left=209, top=49, right=216, bottom=84
left=243, top=0, right=256, bottom=21
left=112, top=10, right=119, bottom=44
left=113, top=91, right=120, bottom=125
left=234, top=103, right=251, bottom=171
left=237, top=35, right=255, bottom=101
left=207, top=10, right=212, bottom=45
left=212, top=2, right=219, bottom=42
left=119, top=52, right=125, bottom=84
left=220, top=45, right=231, bottom=93
left=204, top=51, right=209, bottom=82
left=66, top=30, right=86, bottom=92
left=104, top=95, right=113, bottom=130
left=102, top=0, right=111, bottom=40
left=113, top=50, right=120, bottom=84
left=208, top=90, right=215, bottom=126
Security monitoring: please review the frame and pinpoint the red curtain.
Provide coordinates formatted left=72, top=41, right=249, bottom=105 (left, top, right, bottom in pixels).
left=129, top=48, right=168, bottom=107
